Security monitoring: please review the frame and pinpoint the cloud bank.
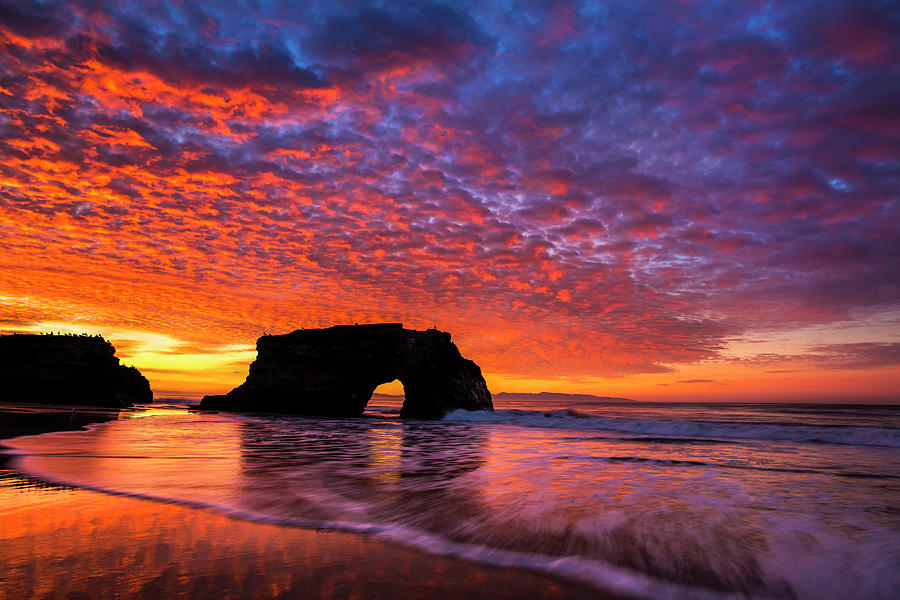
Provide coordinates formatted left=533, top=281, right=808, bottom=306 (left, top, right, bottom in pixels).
left=1, top=0, right=898, bottom=385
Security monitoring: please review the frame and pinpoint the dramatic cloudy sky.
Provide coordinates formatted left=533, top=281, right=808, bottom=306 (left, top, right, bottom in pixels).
left=1, top=0, right=898, bottom=400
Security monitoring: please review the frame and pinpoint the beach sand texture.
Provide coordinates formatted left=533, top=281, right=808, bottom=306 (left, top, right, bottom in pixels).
left=0, top=405, right=602, bottom=600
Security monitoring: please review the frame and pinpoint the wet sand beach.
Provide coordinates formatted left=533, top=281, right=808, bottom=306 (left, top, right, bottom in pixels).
left=6, top=400, right=896, bottom=599
left=0, top=404, right=604, bottom=600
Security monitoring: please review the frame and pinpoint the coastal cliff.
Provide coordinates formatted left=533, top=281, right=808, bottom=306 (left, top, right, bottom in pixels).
left=200, top=323, right=492, bottom=419
left=0, top=334, right=152, bottom=407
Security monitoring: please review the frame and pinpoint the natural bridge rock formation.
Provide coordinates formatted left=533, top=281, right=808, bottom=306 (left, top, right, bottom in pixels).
left=0, top=333, right=152, bottom=407
left=200, top=324, right=493, bottom=419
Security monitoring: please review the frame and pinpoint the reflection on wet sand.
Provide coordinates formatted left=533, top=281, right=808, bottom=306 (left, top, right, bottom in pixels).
left=9, top=412, right=245, bottom=496
left=0, top=408, right=604, bottom=599
left=0, top=403, right=122, bottom=441
left=4, top=407, right=778, bottom=596
left=0, top=469, right=597, bottom=600
left=235, top=418, right=488, bottom=530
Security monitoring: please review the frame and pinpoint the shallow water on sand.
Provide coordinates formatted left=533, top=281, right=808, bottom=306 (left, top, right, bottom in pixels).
left=0, top=467, right=593, bottom=600
left=4, top=400, right=900, bottom=599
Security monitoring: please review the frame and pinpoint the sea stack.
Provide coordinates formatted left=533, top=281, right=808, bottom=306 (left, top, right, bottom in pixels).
left=200, top=323, right=492, bottom=419
left=0, top=333, right=152, bottom=407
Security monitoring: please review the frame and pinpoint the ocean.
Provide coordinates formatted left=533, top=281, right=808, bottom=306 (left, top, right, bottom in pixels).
left=3, top=397, right=899, bottom=599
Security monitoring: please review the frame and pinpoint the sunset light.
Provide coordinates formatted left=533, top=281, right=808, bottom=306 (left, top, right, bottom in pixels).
left=2, top=3, right=899, bottom=599
left=1, top=1, right=898, bottom=402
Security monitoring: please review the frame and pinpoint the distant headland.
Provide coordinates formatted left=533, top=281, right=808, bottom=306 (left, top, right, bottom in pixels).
left=493, top=392, right=633, bottom=403
left=0, top=333, right=152, bottom=407
left=200, top=323, right=493, bottom=419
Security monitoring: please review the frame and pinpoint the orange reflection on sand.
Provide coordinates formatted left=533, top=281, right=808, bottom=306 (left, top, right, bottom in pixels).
left=0, top=473, right=595, bottom=600
left=13, top=414, right=244, bottom=500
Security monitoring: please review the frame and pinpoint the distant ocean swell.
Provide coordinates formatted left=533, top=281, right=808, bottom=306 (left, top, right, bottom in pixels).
left=443, top=408, right=900, bottom=448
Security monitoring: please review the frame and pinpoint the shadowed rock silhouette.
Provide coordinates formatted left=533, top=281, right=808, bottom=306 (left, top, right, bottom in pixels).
left=200, top=324, right=492, bottom=418
left=0, top=333, right=152, bottom=407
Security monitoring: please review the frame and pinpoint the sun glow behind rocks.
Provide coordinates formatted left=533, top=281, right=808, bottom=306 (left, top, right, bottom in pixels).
left=1, top=1, right=898, bottom=401
left=1, top=320, right=256, bottom=397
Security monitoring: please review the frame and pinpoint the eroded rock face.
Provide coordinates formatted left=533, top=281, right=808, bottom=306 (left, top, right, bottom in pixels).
left=200, top=324, right=492, bottom=418
left=0, top=334, right=153, bottom=407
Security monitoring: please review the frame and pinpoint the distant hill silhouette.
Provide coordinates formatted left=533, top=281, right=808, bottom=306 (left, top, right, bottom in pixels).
left=493, top=392, right=633, bottom=403
left=374, top=391, right=633, bottom=403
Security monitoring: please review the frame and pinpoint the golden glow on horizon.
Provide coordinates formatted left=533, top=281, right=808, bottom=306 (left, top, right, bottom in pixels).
left=3, top=317, right=896, bottom=402
left=372, top=381, right=405, bottom=396
left=1, top=320, right=255, bottom=397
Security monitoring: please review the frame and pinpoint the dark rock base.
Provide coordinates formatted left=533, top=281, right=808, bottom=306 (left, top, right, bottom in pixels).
left=0, top=334, right=152, bottom=408
left=201, top=324, right=492, bottom=419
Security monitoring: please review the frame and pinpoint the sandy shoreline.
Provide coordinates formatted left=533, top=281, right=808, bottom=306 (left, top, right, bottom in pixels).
left=0, top=404, right=609, bottom=599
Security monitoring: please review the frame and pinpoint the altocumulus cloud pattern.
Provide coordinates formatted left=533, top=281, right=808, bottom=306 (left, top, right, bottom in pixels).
left=0, top=0, right=898, bottom=385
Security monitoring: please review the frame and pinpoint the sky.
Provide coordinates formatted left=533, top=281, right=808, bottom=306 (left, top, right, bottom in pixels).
left=1, top=0, right=898, bottom=402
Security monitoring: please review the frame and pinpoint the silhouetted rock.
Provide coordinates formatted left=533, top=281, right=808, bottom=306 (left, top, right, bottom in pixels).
left=0, top=334, right=152, bottom=407
left=200, top=324, right=492, bottom=418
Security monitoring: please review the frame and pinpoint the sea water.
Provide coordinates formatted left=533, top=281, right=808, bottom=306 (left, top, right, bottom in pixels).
left=4, top=399, right=899, bottom=599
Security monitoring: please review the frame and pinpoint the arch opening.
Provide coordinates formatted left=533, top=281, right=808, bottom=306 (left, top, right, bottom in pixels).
left=366, top=380, right=405, bottom=415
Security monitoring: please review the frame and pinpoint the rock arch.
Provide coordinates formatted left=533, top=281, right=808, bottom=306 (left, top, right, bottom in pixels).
left=200, top=324, right=492, bottom=419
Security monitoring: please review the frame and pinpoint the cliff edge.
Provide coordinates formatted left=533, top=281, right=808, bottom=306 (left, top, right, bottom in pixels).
left=0, top=333, right=152, bottom=407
